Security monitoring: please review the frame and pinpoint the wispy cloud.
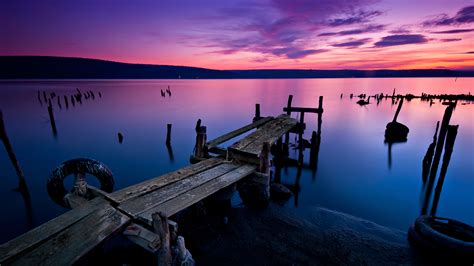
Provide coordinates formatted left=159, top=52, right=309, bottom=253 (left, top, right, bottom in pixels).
left=431, top=28, right=474, bottom=34
left=423, top=5, right=474, bottom=26
left=332, top=38, right=372, bottom=48
left=188, top=0, right=382, bottom=59
left=319, top=24, right=385, bottom=36
left=327, top=10, right=382, bottom=26
left=374, top=34, right=428, bottom=47
left=440, top=38, right=462, bottom=42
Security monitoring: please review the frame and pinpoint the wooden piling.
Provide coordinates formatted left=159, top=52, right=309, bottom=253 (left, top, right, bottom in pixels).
left=422, top=121, right=440, bottom=182
left=47, top=101, right=58, bottom=136
left=72, top=172, right=88, bottom=197
left=253, top=104, right=261, bottom=122
left=317, top=96, right=323, bottom=133
left=0, top=110, right=27, bottom=190
left=194, top=124, right=207, bottom=159
left=152, top=212, right=172, bottom=266
left=166, top=124, right=172, bottom=144
left=421, top=104, right=454, bottom=214
left=430, top=125, right=458, bottom=216
left=118, top=132, right=124, bottom=143
left=392, top=98, right=404, bottom=122
left=259, top=142, right=270, bottom=174
left=64, top=95, right=69, bottom=108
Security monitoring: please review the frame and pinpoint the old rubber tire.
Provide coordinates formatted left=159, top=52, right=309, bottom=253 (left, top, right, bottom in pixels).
left=409, top=215, right=474, bottom=257
left=47, top=158, right=114, bottom=207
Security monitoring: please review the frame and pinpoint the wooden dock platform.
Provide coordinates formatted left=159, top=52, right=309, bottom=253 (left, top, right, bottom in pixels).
left=0, top=114, right=299, bottom=265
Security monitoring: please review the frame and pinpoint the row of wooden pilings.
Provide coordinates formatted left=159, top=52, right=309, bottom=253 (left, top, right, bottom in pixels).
left=420, top=103, right=459, bottom=216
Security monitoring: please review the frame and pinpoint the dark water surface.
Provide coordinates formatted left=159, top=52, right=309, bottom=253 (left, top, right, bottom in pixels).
left=0, top=78, right=473, bottom=244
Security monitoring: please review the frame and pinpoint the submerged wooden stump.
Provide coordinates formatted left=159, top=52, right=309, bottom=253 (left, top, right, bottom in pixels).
left=237, top=142, right=270, bottom=208
left=385, top=98, right=409, bottom=142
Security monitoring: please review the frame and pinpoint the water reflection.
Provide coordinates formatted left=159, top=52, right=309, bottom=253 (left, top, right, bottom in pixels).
left=0, top=78, right=472, bottom=243
left=272, top=95, right=323, bottom=207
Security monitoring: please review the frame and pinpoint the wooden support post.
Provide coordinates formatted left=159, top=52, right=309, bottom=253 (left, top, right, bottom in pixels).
left=430, top=125, right=458, bottom=216
left=64, top=95, right=69, bottom=109
left=253, top=103, right=261, bottom=122
left=192, top=119, right=207, bottom=162
left=0, top=110, right=27, bottom=190
left=421, top=104, right=454, bottom=215
left=72, top=172, right=88, bottom=197
left=47, top=101, right=57, bottom=136
left=152, top=212, right=172, bottom=266
left=317, top=96, right=323, bottom=134
left=285, top=95, right=293, bottom=144
left=238, top=142, right=270, bottom=208
left=166, top=124, right=172, bottom=144
left=310, top=131, right=320, bottom=169
left=259, top=142, right=270, bottom=174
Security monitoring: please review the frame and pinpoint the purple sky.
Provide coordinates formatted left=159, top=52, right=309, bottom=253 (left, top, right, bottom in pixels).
left=1, top=0, right=473, bottom=69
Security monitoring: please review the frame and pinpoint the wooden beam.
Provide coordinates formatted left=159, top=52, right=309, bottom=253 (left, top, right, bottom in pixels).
left=283, top=107, right=323, bottom=113
left=205, top=117, right=273, bottom=150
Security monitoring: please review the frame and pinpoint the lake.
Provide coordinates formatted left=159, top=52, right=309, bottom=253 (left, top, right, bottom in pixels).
left=0, top=78, right=473, bottom=244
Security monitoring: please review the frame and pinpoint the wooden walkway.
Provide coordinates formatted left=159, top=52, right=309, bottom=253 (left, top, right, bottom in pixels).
left=0, top=115, right=298, bottom=265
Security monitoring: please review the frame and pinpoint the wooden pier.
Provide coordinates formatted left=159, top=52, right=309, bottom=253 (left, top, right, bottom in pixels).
left=0, top=97, right=323, bottom=265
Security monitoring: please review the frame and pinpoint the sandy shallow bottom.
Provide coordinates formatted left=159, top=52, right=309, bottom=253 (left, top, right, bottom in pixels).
left=177, top=203, right=467, bottom=265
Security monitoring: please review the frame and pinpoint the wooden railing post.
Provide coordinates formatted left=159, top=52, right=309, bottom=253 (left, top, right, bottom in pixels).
left=285, top=95, right=293, bottom=144
left=253, top=103, right=261, bottom=122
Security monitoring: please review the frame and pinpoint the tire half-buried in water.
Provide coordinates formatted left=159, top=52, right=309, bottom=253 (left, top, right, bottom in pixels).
left=408, top=215, right=474, bottom=258
left=47, top=158, right=114, bottom=207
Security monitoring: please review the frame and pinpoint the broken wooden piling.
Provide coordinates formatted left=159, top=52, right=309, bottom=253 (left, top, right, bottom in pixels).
left=422, top=121, right=440, bottom=182
left=166, top=124, right=172, bottom=144
left=421, top=104, right=454, bottom=215
left=0, top=110, right=27, bottom=190
left=47, top=101, right=58, bottom=136
left=430, top=125, right=458, bottom=216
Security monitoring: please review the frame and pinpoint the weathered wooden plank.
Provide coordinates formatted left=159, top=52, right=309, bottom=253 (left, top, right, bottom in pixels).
left=138, top=164, right=256, bottom=225
left=9, top=203, right=130, bottom=266
left=205, top=117, right=273, bottom=150
left=283, top=107, right=323, bottom=113
left=0, top=197, right=108, bottom=264
left=241, top=118, right=297, bottom=155
left=110, top=157, right=224, bottom=203
left=119, top=163, right=239, bottom=218
left=229, top=115, right=290, bottom=151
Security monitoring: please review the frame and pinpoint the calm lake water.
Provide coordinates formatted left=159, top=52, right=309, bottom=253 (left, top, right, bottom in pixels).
left=0, top=78, right=473, bottom=244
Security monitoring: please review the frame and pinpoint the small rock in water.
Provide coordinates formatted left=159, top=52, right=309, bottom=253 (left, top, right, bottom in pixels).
left=270, top=183, right=293, bottom=201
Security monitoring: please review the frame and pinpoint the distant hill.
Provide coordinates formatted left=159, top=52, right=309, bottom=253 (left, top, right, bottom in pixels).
left=1, top=56, right=473, bottom=79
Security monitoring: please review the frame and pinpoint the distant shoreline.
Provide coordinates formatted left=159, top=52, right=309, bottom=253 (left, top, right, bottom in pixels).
left=1, top=56, right=474, bottom=79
